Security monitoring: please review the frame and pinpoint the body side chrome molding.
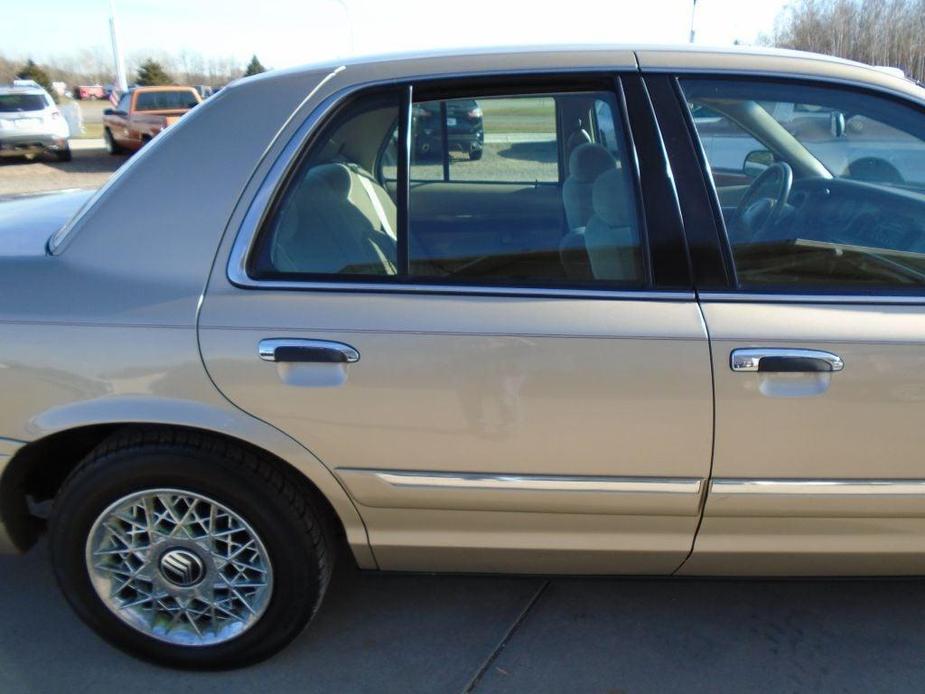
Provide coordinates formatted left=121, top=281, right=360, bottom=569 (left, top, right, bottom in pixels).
left=360, top=469, right=703, bottom=494
left=336, top=469, right=705, bottom=516
left=712, top=478, right=925, bottom=495
left=708, top=478, right=925, bottom=518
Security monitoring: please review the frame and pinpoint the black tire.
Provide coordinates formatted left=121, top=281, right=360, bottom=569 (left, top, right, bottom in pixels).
left=49, top=427, right=332, bottom=669
left=54, top=144, right=72, bottom=162
left=468, top=148, right=483, bottom=161
left=103, top=127, right=123, bottom=155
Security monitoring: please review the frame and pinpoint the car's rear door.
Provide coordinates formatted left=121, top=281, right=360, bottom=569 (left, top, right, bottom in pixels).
left=199, top=73, right=714, bottom=574
left=648, top=69, right=925, bottom=575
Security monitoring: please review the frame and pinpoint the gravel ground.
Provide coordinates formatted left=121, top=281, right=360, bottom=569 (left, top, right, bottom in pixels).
left=0, top=137, right=554, bottom=198
left=0, top=142, right=125, bottom=196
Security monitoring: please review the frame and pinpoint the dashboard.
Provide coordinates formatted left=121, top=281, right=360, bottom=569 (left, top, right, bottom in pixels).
left=773, top=177, right=925, bottom=253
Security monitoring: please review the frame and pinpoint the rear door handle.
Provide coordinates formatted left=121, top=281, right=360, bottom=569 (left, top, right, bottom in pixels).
left=258, top=339, right=360, bottom=364
left=731, top=348, right=843, bottom=373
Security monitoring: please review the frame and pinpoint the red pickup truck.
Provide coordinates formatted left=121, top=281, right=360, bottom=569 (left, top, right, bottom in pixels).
left=102, top=86, right=201, bottom=154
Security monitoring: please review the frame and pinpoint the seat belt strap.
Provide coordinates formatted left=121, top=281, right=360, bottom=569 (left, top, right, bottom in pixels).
left=355, top=172, right=395, bottom=240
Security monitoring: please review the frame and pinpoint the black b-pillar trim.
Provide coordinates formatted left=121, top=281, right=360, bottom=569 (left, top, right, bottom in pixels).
left=619, top=74, right=692, bottom=290
left=644, top=74, right=733, bottom=289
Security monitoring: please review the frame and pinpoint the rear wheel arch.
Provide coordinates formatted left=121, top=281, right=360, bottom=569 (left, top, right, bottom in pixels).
left=1, top=421, right=373, bottom=568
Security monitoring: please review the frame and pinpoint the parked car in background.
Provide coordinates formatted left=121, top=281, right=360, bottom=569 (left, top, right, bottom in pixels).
left=102, top=86, right=201, bottom=154
left=74, top=84, right=105, bottom=100
left=2, top=45, right=925, bottom=670
left=0, top=84, right=70, bottom=161
left=413, top=98, right=484, bottom=159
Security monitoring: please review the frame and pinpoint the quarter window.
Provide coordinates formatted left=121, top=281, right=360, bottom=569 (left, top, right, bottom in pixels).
left=251, top=84, right=646, bottom=287
left=682, top=79, right=925, bottom=290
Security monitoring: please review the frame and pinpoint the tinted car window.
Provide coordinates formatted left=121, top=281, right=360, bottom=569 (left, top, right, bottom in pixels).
left=251, top=92, right=401, bottom=278
left=410, top=96, right=556, bottom=183
left=134, top=90, right=199, bottom=111
left=0, top=94, right=46, bottom=112
left=253, top=87, right=645, bottom=287
left=408, top=91, right=644, bottom=284
left=682, top=79, right=925, bottom=290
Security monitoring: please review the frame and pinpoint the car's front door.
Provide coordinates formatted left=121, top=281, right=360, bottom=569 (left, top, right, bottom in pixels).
left=200, top=74, right=714, bottom=574
left=672, top=74, right=925, bottom=575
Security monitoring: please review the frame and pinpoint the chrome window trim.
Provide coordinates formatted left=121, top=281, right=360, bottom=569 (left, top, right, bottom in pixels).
left=699, top=292, right=925, bottom=305
left=340, top=469, right=704, bottom=495
left=225, top=68, right=694, bottom=302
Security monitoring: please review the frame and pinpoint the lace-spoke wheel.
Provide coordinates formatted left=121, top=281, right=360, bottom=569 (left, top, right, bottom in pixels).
left=50, top=429, right=332, bottom=669
left=86, top=489, right=273, bottom=647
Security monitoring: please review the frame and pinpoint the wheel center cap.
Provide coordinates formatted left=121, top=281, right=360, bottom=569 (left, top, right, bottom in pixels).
left=158, top=548, right=205, bottom=587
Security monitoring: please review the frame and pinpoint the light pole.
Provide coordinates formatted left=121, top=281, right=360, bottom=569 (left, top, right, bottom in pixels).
left=109, top=0, right=128, bottom=91
left=689, top=0, right=697, bottom=44
left=328, top=0, right=355, bottom=57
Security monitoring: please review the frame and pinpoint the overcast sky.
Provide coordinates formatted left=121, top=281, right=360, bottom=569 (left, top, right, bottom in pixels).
left=7, top=0, right=791, bottom=69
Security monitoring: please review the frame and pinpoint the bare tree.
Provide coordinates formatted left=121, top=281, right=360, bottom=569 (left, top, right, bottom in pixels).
left=770, top=0, right=925, bottom=82
left=1, top=46, right=250, bottom=90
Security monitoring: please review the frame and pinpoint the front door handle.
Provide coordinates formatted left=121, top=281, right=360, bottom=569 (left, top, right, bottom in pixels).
left=258, top=339, right=360, bottom=364
left=730, top=348, right=844, bottom=373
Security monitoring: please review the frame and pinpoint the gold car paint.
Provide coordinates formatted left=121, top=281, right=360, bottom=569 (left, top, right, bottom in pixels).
left=681, top=300, right=925, bottom=575
left=1, top=45, right=924, bottom=575
left=198, top=291, right=714, bottom=574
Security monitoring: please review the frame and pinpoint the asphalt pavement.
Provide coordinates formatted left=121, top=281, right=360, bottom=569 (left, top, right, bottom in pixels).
left=3, top=542, right=925, bottom=693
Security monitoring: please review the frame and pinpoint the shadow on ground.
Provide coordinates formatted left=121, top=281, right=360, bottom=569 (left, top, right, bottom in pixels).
left=496, top=141, right=557, bottom=163
left=2, top=542, right=925, bottom=693
left=0, top=148, right=125, bottom=195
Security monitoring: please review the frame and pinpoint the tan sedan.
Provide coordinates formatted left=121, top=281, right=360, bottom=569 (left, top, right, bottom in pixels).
left=1, top=44, right=925, bottom=668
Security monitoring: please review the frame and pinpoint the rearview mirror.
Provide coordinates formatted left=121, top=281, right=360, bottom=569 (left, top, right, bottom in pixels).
left=743, top=149, right=774, bottom=178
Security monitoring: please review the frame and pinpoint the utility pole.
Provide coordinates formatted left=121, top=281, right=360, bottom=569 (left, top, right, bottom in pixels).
left=689, top=0, right=697, bottom=44
left=329, top=0, right=355, bottom=56
left=109, top=0, right=129, bottom=92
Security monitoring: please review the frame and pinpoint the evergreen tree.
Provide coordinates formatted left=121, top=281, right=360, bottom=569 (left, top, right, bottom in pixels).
left=244, top=55, right=266, bottom=77
left=136, top=59, right=172, bottom=86
left=16, top=59, right=56, bottom=101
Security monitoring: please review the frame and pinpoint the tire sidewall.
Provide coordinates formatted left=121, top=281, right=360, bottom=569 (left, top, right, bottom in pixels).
left=50, top=446, right=323, bottom=669
left=104, top=128, right=118, bottom=154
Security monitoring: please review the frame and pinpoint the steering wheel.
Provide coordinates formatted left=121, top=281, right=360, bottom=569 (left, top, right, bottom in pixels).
left=732, top=162, right=793, bottom=243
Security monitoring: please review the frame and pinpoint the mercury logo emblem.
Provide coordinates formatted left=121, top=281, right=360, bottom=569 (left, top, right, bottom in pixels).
left=159, top=549, right=205, bottom=587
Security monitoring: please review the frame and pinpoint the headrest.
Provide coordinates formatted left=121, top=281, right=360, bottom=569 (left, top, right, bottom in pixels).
left=568, top=143, right=616, bottom=183
left=591, top=167, right=634, bottom=228
left=300, top=163, right=352, bottom=198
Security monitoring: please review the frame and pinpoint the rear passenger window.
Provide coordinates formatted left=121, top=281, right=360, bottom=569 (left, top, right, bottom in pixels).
left=251, top=85, right=646, bottom=288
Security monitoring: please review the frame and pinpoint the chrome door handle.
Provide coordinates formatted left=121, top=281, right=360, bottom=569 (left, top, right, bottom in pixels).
left=258, top=339, right=360, bottom=364
left=730, top=348, right=843, bottom=373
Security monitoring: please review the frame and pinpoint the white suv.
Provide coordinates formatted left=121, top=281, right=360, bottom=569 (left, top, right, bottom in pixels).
left=0, top=84, right=71, bottom=161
